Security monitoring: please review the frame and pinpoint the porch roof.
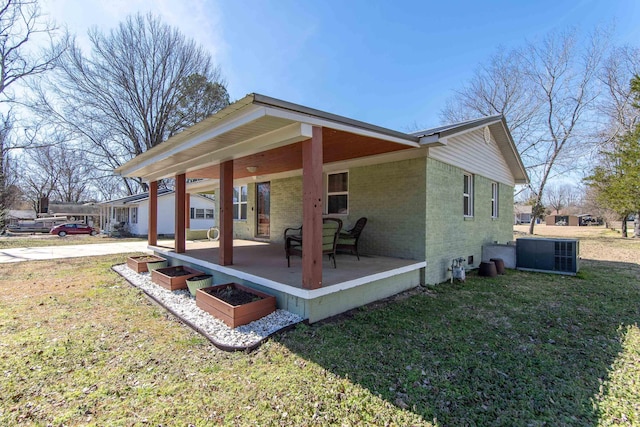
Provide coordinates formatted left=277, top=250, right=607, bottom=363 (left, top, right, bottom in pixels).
left=115, top=93, right=425, bottom=182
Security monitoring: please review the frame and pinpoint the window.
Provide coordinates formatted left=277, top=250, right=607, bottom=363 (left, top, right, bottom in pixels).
left=233, top=185, right=248, bottom=220
left=191, top=207, right=215, bottom=220
left=491, top=182, right=499, bottom=218
left=131, top=207, right=138, bottom=224
left=327, top=171, right=349, bottom=214
left=463, top=173, right=473, bottom=217
left=115, top=207, right=129, bottom=223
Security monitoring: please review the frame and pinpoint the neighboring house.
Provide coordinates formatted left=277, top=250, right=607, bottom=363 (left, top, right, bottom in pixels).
left=545, top=212, right=600, bottom=226
left=99, top=189, right=216, bottom=237
left=48, top=202, right=101, bottom=227
left=545, top=214, right=578, bottom=226
left=114, top=93, right=528, bottom=323
left=6, top=209, right=36, bottom=225
left=514, top=204, right=533, bottom=224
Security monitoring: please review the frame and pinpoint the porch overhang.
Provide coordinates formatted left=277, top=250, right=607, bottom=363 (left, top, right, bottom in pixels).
left=115, top=93, right=424, bottom=182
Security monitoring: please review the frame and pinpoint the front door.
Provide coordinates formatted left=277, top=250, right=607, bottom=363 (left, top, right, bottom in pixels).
left=256, top=182, right=270, bottom=238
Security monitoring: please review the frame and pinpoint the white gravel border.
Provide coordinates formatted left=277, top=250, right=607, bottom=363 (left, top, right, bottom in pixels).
left=112, top=264, right=303, bottom=350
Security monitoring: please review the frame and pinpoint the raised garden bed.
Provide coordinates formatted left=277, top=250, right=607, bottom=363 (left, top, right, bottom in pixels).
left=126, top=255, right=167, bottom=273
left=196, top=283, right=276, bottom=328
left=151, top=265, right=204, bottom=291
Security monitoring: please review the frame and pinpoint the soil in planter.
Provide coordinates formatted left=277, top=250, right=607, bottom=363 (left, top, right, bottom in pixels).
left=203, top=285, right=263, bottom=306
left=133, top=256, right=163, bottom=262
left=161, top=267, right=193, bottom=277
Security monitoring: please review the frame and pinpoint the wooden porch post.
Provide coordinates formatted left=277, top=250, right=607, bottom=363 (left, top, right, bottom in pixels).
left=175, top=173, right=186, bottom=253
left=219, top=160, right=233, bottom=265
left=302, top=126, right=323, bottom=289
left=148, top=181, right=158, bottom=246
left=185, top=192, right=191, bottom=230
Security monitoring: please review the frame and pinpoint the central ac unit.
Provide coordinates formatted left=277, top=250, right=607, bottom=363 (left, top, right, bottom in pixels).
left=516, top=238, right=579, bottom=275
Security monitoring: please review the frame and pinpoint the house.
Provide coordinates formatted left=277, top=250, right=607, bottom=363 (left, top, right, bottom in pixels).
left=514, top=204, right=533, bottom=224
left=47, top=202, right=101, bottom=227
left=115, top=94, right=528, bottom=323
left=98, top=189, right=216, bottom=237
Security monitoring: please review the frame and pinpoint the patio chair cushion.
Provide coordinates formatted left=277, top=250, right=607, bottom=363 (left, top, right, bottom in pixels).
left=337, top=235, right=356, bottom=245
left=285, top=218, right=342, bottom=268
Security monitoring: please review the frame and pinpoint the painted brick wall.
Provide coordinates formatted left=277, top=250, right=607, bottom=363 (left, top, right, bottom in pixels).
left=239, top=158, right=427, bottom=259
left=347, top=158, right=427, bottom=260
left=231, top=177, right=304, bottom=242
left=230, top=155, right=513, bottom=286
left=425, top=157, right=514, bottom=284
left=269, top=177, right=303, bottom=242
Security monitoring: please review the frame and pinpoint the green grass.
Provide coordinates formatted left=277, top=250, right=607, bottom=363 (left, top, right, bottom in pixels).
left=0, top=235, right=146, bottom=249
left=0, top=251, right=639, bottom=425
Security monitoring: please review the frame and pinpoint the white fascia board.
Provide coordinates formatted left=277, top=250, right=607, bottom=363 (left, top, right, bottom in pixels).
left=419, top=134, right=445, bottom=146
left=264, top=106, right=421, bottom=148
left=143, top=122, right=312, bottom=182
left=117, top=105, right=268, bottom=177
left=497, top=120, right=529, bottom=184
left=186, top=179, right=220, bottom=193
left=150, top=245, right=426, bottom=300
left=441, top=119, right=500, bottom=140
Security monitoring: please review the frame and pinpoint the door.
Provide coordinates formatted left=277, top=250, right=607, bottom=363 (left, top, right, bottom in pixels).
left=256, top=182, right=270, bottom=238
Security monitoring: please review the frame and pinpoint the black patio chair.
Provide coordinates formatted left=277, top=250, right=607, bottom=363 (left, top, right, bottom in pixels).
left=285, top=218, right=342, bottom=268
left=336, top=217, right=367, bottom=260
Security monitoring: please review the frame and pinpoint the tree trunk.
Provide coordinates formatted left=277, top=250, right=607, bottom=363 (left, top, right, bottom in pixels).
left=621, top=214, right=628, bottom=238
left=634, top=212, right=639, bottom=238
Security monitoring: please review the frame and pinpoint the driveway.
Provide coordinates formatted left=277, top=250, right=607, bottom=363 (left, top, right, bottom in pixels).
left=0, top=241, right=160, bottom=263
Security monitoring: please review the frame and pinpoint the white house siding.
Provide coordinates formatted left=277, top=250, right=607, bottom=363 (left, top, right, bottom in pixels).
left=189, top=195, right=217, bottom=230
left=428, top=127, right=515, bottom=186
left=132, top=196, right=175, bottom=235
left=121, top=194, right=215, bottom=237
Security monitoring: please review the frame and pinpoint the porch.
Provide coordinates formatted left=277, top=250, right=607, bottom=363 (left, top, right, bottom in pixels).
left=150, top=239, right=425, bottom=323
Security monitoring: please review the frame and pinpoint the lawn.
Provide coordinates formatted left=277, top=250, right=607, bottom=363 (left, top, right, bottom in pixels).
left=0, top=234, right=146, bottom=249
left=0, top=232, right=638, bottom=426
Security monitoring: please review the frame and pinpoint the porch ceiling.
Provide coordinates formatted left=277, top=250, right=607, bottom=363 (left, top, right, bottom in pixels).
left=115, top=93, right=422, bottom=182
left=186, top=127, right=416, bottom=181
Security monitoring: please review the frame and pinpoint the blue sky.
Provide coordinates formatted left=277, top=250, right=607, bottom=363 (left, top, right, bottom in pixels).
left=42, top=0, right=640, bottom=132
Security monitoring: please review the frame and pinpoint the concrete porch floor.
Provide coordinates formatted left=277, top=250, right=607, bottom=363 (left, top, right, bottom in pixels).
left=152, top=239, right=423, bottom=290
left=149, top=239, right=426, bottom=322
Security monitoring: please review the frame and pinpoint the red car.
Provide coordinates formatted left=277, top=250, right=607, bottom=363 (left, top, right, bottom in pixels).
left=50, top=223, right=98, bottom=237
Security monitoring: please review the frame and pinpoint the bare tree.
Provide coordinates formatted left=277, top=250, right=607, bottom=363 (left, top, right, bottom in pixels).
left=30, top=13, right=229, bottom=195
left=0, top=0, right=63, bottom=226
left=441, top=49, right=542, bottom=160
left=21, top=144, right=59, bottom=213
left=597, top=46, right=640, bottom=145
left=442, top=30, right=606, bottom=234
left=0, top=0, right=61, bottom=102
left=545, top=184, right=581, bottom=214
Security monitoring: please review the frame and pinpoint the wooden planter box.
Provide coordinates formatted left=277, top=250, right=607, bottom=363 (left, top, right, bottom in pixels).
left=196, top=283, right=276, bottom=328
left=151, top=265, right=204, bottom=291
left=126, top=255, right=167, bottom=273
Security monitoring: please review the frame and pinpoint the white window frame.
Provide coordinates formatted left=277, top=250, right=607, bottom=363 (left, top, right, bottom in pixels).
left=233, top=185, right=248, bottom=220
left=191, top=208, right=205, bottom=219
left=131, top=207, right=138, bottom=224
left=491, top=182, right=499, bottom=218
left=463, top=173, right=474, bottom=217
left=326, top=171, right=349, bottom=215
left=205, top=208, right=214, bottom=219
